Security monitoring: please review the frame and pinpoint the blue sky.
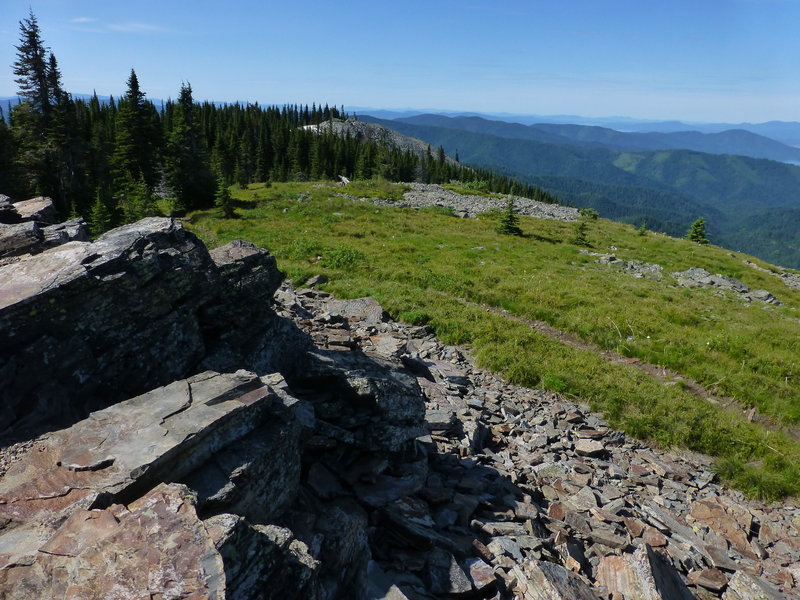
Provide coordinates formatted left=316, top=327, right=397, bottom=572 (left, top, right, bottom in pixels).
left=1, top=0, right=799, bottom=123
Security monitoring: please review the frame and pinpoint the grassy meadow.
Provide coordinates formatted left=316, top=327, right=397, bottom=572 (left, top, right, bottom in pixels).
left=187, top=180, right=800, bottom=499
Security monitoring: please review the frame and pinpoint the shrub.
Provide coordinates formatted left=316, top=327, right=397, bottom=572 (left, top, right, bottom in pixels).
left=324, top=246, right=366, bottom=269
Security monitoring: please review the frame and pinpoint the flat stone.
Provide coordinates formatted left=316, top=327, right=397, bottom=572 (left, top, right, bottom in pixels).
left=464, top=557, right=496, bottom=591
left=691, top=498, right=757, bottom=559
left=516, top=560, right=601, bottom=599
left=426, top=548, right=472, bottom=594
left=575, top=439, right=605, bottom=457
left=722, top=570, right=787, bottom=600
left=688, top=568, right=729, bottom=592
left=13, top=196, right=57, bottom=223
left=0, top=483, right=224, bottom=600
left=643, top=526, right=668, bottom=547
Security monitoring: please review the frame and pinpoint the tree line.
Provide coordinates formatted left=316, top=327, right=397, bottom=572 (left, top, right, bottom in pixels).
left=1, top=11, right=558, bottom=234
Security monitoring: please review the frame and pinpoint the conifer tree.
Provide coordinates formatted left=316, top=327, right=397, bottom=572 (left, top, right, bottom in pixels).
left=214, top=174, right=235, bottom=218
left=13, top=10, right=51, bottom=118
left=88, top=192, right=113, bottom=236
left=686, top=217, right=709, bottom=244
left=165, top=83, right=213, bottom=211
left=498, top=197, right=523, bottom=236
left=113, top=70, right=158, bottom=187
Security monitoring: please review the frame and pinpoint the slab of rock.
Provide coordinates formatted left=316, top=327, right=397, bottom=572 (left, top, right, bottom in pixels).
left=12, top=196, right=57, bottom=223
left=0, top=371, right=300, bottom=560
left=0, top=220, right=42, bottom=258
left=596, top=544, right=696, bottom=600
left=41, top=218, right=90, bottom=248
left=324, top=296, right=387, bottom=326
left=206, top=515, right=320, bottom=599
left=690, top=498, right=757, bottom=559
left=0, top=219, right=291, bottom=436
left=688, top=568, right=729, bottom=592
left=722, top=570, right=787, bottom=599
left=575, top=438, right=605, bottom=457
left=426, top=547, right=472, bottom=594
left=0, top=483, right=225, bottom=600
left=514, top=560, right=601, bottom=599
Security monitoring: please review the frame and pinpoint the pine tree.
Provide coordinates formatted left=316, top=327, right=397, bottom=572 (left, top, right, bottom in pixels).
left=686, top=217, right=709, bottom=244
left=165, top=83, right=213, bottom=211
left=497, top=197, right=523, bottom=236
left=88, top=192, right=113, bottom=236
left=13, top=10, right=51, bottom=118
left=214, top=174, right=235, bottom=218
left=113, top=70, right=158, bottom=187
left=571, top=219, right=591, bottom=246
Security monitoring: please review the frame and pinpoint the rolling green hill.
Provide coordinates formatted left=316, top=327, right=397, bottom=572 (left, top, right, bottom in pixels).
left=362, top=115, right=800, bottom=268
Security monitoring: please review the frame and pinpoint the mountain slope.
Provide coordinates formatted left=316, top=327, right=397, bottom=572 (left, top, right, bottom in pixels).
left=395, top=114, right=800, bottom=163
left=360, top=115, right=800, bottom=267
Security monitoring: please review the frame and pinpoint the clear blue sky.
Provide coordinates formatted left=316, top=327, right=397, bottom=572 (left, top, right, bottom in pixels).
left=1, top=0, right=798, bottom=123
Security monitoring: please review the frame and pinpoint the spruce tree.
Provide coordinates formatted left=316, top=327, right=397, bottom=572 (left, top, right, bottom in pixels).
left=571, top=219, right=591, bottom=246
left=13, top=10, right=51, bottom=118
left=113, top=70, right=158, bottom=187
left=214, top=174, right=235, bottom=218
left=497, top=197, right=523, bottom=236
left=88, top=192, right=113, bottom=236
left=165, top=83, right=213, bottom=211
left=686, top=217, right=709, bottom=244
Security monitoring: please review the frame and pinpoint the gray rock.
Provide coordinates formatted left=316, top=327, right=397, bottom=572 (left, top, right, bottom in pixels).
left=12, top=196, right=57, bottom=223
left=426, top=547, right=472, bottom=594
left=0, top=195, right=20, bottom=224
left=0, top=220, right=289, bottom=435
left=722, top=570, right=787, bottom=600
left=41, top=218, right=90, bottom=248
left=0, top=221, right=42, bottom=258
left=671, top=267, right=749, bottom=293
left=513, top=560, right=602, bottom=599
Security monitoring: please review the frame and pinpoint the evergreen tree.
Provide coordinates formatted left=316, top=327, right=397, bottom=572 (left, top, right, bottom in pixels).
left=113, top=70, right=158, bottom=187
left=13, top=10, right=51, bottom=118
left=571, top=219, right=591, bottom=246
left=497, top=197, right=523, bottom=236
left=686, top=217, right=709, bottom=244
left=88, top=192, right=113, bottom=236
left=116, top=174, right=156, bottom=223
left=165, top=83, right=213, bottom=211
left=214, top=174, right=235, bottom=218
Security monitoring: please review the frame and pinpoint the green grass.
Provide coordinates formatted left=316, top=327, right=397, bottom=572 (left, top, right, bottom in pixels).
left=187, top=179, right=800, bottom=499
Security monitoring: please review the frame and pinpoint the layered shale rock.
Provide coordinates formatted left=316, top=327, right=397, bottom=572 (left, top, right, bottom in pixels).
left=0, top=217, right=299, bottom=437
left=0, top=196, right=88, bottom=260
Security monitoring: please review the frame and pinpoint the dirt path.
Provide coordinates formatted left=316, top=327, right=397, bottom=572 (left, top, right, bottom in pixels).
left=458, top=296, right=800, bottom=442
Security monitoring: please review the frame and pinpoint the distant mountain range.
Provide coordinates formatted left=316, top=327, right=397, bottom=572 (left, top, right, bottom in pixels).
left=360, top=113, right=800, bottom=268
left=389, top=114, right=800, bottom=164
left=348, top=107, right=800, bottom=148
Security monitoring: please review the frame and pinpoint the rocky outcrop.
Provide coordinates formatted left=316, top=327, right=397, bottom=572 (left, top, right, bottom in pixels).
left=0, top=370, right=310, bottom=599
left=368, top=183, right=579, bottom=221
left=744, top=259, right=800, bottom=293
left=672, top=267, right=782, bottom=304
left=303, top=119, right=458, bottom=165
left=0, top=218, right=300, bottom=437
left=582, top=250, right=664, bottom=280
left=0, top=196, right=88, bottom=260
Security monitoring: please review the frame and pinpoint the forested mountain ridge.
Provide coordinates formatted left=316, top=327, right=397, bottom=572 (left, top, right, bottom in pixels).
left=361, top=114, right=800, bottom=268
left=393, top=114, right=800, bottom=164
